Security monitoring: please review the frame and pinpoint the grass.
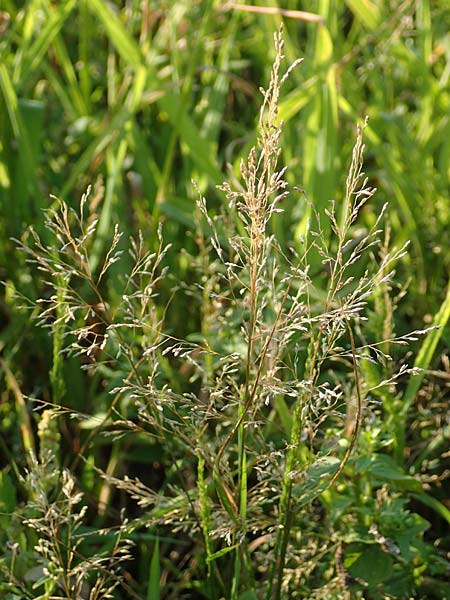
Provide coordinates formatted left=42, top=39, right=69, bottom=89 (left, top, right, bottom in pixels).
left=0, top=2, right=449, bottom=599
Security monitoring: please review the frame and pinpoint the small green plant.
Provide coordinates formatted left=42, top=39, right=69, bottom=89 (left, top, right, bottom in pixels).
left=0, top=410, right=133, bottom=599
left=3, top=26, right=449, bottom=600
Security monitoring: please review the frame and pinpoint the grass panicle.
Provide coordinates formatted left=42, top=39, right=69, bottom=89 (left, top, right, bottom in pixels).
left=2, top=11, right=449, bottom=599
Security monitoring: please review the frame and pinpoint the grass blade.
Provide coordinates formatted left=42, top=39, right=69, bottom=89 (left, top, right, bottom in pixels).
left=0, top=357, right=35, bottom=465
left=344, top=0, right=381, bottom=30
left=148, top=536, right=160, bottom=600
left=395, top=281, right=450, bottom=463
left=88, top=0, right=141, bottom=69
left=403, top=281, right=450, bottom=412
left=14, top=0, right=77, bottom=86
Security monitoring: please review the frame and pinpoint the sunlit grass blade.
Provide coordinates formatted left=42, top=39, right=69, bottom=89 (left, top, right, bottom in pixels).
left=200, top=12, right=238, bottom=150
left=345, top=0, right=381, bottom=30
left=88, top=0, right=141, bottom=69
left=277, top=77, right=315, bottom=123
left=50, top=34, right=88, bottom=116
left=14, top=0, right=77, bottom=86
left=412, top=492, right=450, bottom=526
left=298, top=19, right=338, bottom=243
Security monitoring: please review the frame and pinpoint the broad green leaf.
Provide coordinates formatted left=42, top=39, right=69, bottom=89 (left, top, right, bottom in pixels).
left=292, top=456, right=341, bottom=507
left=356, top=454, right=422, bottom=492
left=347, top=544, right=394, bottom=587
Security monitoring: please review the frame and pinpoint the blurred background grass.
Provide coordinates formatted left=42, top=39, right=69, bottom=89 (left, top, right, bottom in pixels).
left=1, top=1, right=449, bottom=310
left=0, top=1, right=449, bottom=597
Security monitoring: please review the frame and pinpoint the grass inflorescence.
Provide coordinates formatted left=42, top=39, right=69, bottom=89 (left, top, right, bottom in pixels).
left=1, top=3, right=450, bottom=599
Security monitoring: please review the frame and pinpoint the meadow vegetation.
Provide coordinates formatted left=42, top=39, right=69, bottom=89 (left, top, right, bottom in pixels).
left=0, top=2, right=449, bottom=599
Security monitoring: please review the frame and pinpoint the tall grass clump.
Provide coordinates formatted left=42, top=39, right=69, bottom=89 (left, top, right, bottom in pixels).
left=6, top=28, right=446, bottom=599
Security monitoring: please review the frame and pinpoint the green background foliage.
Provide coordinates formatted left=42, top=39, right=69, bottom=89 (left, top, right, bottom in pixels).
left=0, top=1, right=449, bottom=598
